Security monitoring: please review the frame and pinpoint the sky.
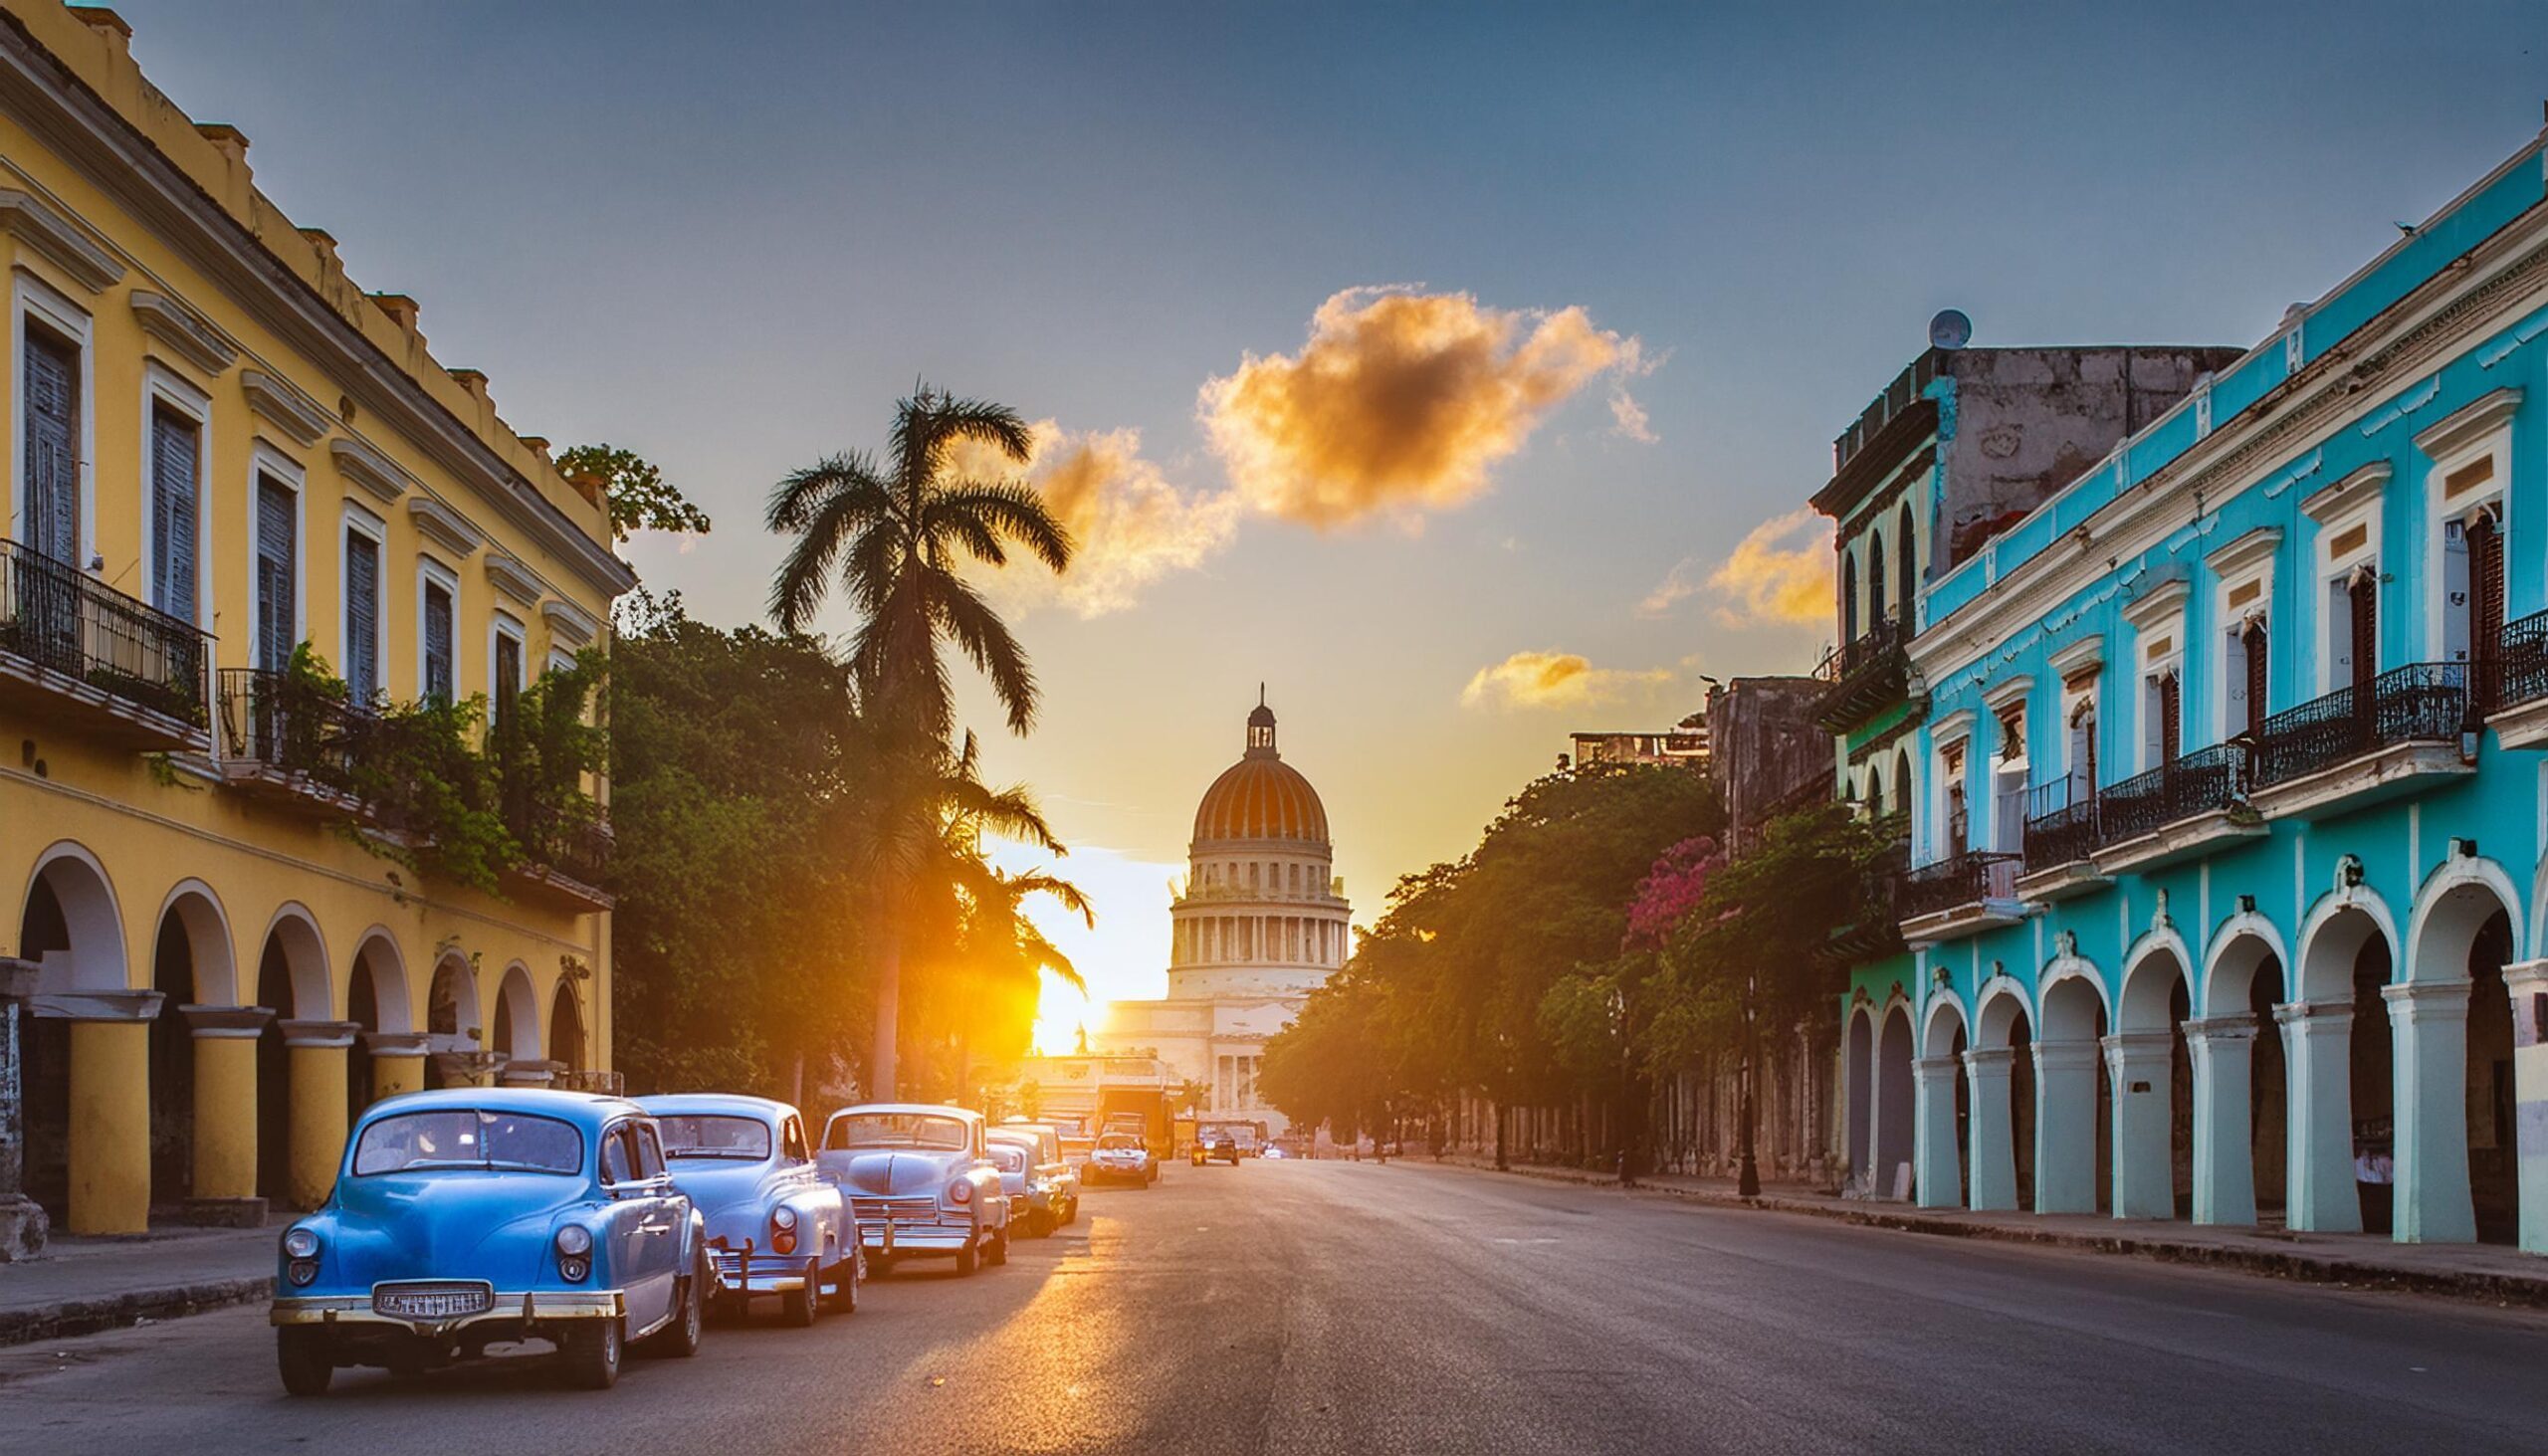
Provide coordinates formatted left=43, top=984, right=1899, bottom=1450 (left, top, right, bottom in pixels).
left=100, top=1, right=2548, bottom=1037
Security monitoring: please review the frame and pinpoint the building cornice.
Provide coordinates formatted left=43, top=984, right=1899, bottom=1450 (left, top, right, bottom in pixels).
left=127, top=287, right=234, bottom=374
left=2412, top=384, right=2523, bottom=460
left=484, top=552, right=542, bottom=609
left=0, top=183, right=118, bottom=290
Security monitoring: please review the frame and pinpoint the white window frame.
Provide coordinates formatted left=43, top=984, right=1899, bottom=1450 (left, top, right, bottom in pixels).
left=137, top=359, right=212, bottom=627
left=2121, top=580, right=2189, bottom=772
left=416, top=553, right=460, bottom=702
left=1984, top=680, right=2031, bottom=853
left=489, top=609, right=527, bottom=722
left=2303, top=463, right=2388, bottom=696
left=339, top=502, right=387, bottom=704
left=245, top=439, right=309, bottom=671
left=13, top=270, right=96, bottom=563
left=2416, top=392, right=2515, bottom=665
left=2049, top=636, right=2105, bottom=805
left=1928, top=710, right=1976, bottom=861
left=2206, top=528, right=2280, bottom=742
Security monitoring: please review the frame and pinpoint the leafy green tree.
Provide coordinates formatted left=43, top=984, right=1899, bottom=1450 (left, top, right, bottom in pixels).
left=556, top=443, right=713, bottom=540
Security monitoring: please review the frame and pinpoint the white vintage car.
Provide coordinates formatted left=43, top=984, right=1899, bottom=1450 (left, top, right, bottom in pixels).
left=636, top=1094, right=861, bottom=1325
left=817, top=1104, right=1010, bottom=1276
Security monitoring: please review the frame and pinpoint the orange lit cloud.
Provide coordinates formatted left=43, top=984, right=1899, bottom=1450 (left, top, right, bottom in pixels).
left=1642, top=509, right=1831, bottom=625
left=1460, top=649, right=1677, bottom=712
left=950, top=420, right=1239, bottom=617
left=1200, top=287, right=1649, bottom=528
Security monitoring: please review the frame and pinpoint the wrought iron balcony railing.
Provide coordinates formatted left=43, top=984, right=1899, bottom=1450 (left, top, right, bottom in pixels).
left=2248, top=663, right=2471, bottom=791
left=2487, top=607, right=2548, bottom=715
left=0, top=536, right=210, bottom=728
left=2021, top=778, right=2098, bottom=874
left=218, top=667, right=375, bottom=789
left=508, top=803, right=611, bottom=891
left=1812, top=620, right=1913, bottom=730
left=1897, top=850, right=2019, bottom=922
left=2095, top=740, right=2249, bottom=847
left=1813, top=618, right=1905, bottom=684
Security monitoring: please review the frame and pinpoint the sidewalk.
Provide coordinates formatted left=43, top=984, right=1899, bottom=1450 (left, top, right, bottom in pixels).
left=0, top=1224, right=274, bottom=1347
left=1412, top=1152, right=2548, bottom=1307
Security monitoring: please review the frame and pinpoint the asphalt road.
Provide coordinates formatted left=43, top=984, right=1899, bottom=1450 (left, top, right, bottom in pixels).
left=0, top=1158, right=2541, bottom=1455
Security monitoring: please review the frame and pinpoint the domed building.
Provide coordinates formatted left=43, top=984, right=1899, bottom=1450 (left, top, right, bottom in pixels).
left=1093, top=697, right=1352, bottom=1135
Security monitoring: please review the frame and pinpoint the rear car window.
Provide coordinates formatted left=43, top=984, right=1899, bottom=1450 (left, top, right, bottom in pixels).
left=353, top=1110, right=582, bottom=1176
left=827, top=1113, right=968, bottom=1150
left=658, top=1115, right=772, bottom=1161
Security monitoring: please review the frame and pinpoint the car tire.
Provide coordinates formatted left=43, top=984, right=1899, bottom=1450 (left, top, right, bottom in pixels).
left=276, top=1329, right=333, bottom=1397
left=955, top=1241, right=979, bottom=1277
left=641, top=1252, right=707, bottom=1358
left=987, top=1227, right=1009, bottom=1266
left=780, top=1278, right=818, bottom=1327
left=560, top=1319, right=622, bottom=1391
left=1026, top=1209, right=1053, bottom=1238
left=822, top=1252, right=861, bottom=1315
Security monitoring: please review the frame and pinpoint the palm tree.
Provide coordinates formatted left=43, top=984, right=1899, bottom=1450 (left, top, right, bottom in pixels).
left=770, top=385, right=1074, bottom=1097
left=944, top=861, right=1093, bottom=1098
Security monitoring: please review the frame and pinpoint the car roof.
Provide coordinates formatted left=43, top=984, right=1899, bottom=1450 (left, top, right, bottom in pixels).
left=824, top=1102, right=980, bottom=1123
left=355, top=1087, right=637, bottom=1134
left=634, top=1093, right=796, bottom=1124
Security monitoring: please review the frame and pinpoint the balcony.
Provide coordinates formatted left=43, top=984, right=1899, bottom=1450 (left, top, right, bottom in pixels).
left=0, top=538, right=210, bottom=750
left=2247, top=664, right=2474, bottom=821
left=1896, top=849, right=2022, bottom=946
left=502, top=800, right=614, bottom=913
left=2484, top=607, right=2548, bottom=748
left=1817, top=828, right=1908, bottom=966
left=2090, top=740, right=2265, bottom=874
left=2016, top=779, right=2109, bottom=902
left=1812, top=620, right=1917, bottom=732
left=216, top=668, right=372, bottom=816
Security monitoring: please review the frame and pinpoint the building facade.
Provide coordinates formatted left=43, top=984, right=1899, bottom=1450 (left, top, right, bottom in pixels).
left=0, top=2, right=629, bottom=1245
left=1094, top=700, right=1351, bottom=1137
left=1566, top=717, right=1709, bottom=774
left=1843, top=130, right=2548, bottom=1253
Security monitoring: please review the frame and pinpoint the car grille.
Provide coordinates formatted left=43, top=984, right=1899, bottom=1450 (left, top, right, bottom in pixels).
left=371, top=1280, right=494, bottom=1320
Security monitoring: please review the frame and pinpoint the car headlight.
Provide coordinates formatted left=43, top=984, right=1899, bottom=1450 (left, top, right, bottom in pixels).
left=949, top=1178, right=973, bottom=1205
left=555, top=1223, right=593, bottom=1257
left=282, top=1227, right=318, bottom=1259
left=772, top=1205, right=796, bottom=1230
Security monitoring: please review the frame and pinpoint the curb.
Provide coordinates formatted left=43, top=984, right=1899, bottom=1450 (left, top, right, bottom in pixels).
left=1411, top=1158, right=2548, bottom=1309
left=0, top=1275, right=272, bottom=1348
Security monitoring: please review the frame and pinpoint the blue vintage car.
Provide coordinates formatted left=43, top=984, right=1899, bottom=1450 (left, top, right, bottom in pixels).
left=269, top=1089, right=708, bottom=1394
left=816, top=1103, right=1010, bottom=1275
left=635, top=1093, right=861, bottom=1324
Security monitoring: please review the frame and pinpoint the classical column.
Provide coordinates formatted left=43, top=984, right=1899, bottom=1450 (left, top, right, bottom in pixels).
left=2103, top=1030, right=2176, bottom=1220
left=2276, top=999, right=2360, bottom=1233
left=1962, top=1046, right=2018, bottom=1211
left=42, top=989, right=164, bottom=1235
left=2184, top=1016, right=2259, bottom=1226
left=2032, top=1038, right=2101, bottom=1214
left=363, top=1031, right=430, bottom=1102
left=500, top=1057, right=562, bottom=1089
left=281, top=1020, right=358, bottom=1211
left=0, top=958, right=46, bottom=1259
left=2385, top=978, right=2475, bottom=1244
left=2501, top=959, right=2548, bottom=1254
left=181, top=1005, right=272, bottom=1207
left=1911, top=1055, right=1962, bottom=1208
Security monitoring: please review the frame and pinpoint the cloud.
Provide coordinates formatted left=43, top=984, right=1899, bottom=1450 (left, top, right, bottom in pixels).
left=1460, top=649, right=1677, bottom=712
left=1641, top=509, right=1831, bottom=626
left=1199, top=287, right=1648, bottom=528
left=1608, top=390, right=1657, bottom=445
left=948, top=420, right=1240, bottom=617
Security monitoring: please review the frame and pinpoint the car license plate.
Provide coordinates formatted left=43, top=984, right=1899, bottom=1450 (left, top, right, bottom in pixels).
left=372, top=1283, right=493, bottom=1320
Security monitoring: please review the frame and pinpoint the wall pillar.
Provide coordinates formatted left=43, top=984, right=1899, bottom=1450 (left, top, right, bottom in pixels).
left=499, top=1057, right=561, bottom=1089
left=2103, top=1030, right=2176, bottom=1220
left=281, top=1021, right=357, bottom=1212
left=2502, top=959, right=2548, bottom=1254
left=2032, top=1038, right=2101, bottom=1214
left=181, top=1005, right=272, bottom=1208
left=2184, top=1016, right=2258, bottom=1227
left=362, top=1032, right=430, bottom=1103
left=0, top=959, right=46, bottom=1259
left=2384, top=978, right=2475, bottom=1244
left=1963, top=1046, right=2018, bottom=1211
left=38, top=989, right=164, bottom=1235
left=1912, top=1055, right=1962, bottom=1209
left=2276, top=999, right=2360, bottom=1233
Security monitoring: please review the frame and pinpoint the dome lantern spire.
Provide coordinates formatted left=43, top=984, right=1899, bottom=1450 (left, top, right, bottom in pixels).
left=1246, top=689, right=1278, bottom=758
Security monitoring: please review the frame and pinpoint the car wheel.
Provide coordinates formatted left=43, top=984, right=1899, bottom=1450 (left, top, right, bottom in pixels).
left=987, top=1227, right=1009, bottom=1266
left=955, top=1241, right=979, bottom=1277
left=823, top=1252, right=861, bottom=1315
left=276, top=1329, right=333, bottom=1397
left=1026, top=1209, right=1053, bottom=1238
left=780, top=1277, right=818, bottom=1327
left=560, top=1319, right=622, bottom=1391
left=641, top=1252, right=707, bottom=1357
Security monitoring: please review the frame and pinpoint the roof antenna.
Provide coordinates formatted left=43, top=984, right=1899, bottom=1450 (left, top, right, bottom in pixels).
left=1259, top=682, right=1266, bottom=708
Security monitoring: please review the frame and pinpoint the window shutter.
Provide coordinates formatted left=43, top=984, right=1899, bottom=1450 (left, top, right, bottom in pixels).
left=345, top=534, right=379, bottom=703
left=23, top=330, right=79, bottom=564
left=2158, top=673, right=2182, bottom=763
left=2348, top=574, right=2378, bottom=696
left=152, top=409, right=198, bottom=623
left=256, top=477, right=296, bottom=673
left=2243, top=624, right=2268, bottom=737
left=423, top=582, right=454, bottom=702
left=2471, top=513, right=2504, bottom=672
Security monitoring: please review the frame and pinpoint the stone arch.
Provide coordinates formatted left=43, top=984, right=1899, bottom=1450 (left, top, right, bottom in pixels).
left=22, top=841, right=127, bottom=992
left=549, top=978, right=588, bottom=1072
left=2193, top=917, right=2288, bottom=1227
left=2035, top=961, right=2112, bottom=1214
left=2113, top=930, right=2195, bottom=1219
left=424, top=951, right=482, bottom=1091
left=2202, top=911, right=2288, bottom=1017
left=152, top=880, right=238, bottom=1006
left=346, top=930, right=412, bottom=1035
left=1922, top=991, right=1969, bottom=1059
left=18, top=843, right=130, bottom=1225
left=2294, top=885, right=2399, bottom=1003
left=1915, top=991, right=1970, bottom=1208
left=493, top=961, right=539, bottom=1062
left=253, top=905, right=331, bottom=1020
left=2117, top=928, right=2195, bottom=1033
left=1873, top=1000, right=1915, bottom=1198
left=1970, top=974, right=2035, bottom=1211
left=2396, top=857, right=2523, bottom=1244
left=252, top=904, right=330, bottom=1206
left=147, top=880, right=238, bottom=1208
left=2403, top=855, right=2524, bottom=984
left=1844, top=1003, right=1874, bottom=1188
left=2286, top=887, right=2399, bottom=1235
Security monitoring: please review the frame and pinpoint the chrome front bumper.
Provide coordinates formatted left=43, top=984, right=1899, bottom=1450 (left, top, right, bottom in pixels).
left=709, top=1248, right=821, bottom=1296
left=271, top=1289, right=625, bottom=1337
left=858, top=1220, right=974, bottom=1254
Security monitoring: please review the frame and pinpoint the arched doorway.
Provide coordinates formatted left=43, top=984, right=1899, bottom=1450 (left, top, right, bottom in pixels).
left=2036, top=970, right=2111, bottom=1214
left=548, top=980, right=587, bottom=1073
left=2399, top=871, right=2523, bottom=1244
left=2114, top=939, right=2192, bottom=1219
left=1915, top=997, right=1969, bottom=1208
left=147, top=885, right=236, bottom=1211
left=424, top=953, right=482, bottom=1089
left=1844, top=1008, right=1873, bottom=1190
left=1971, top=985, right=2035, bottom=1211
left=18, top=848, right=130, bottom=1230
left=2193, top=928, right=2285, bottom=1226
left=493, top=963, right=539, bottom=1068
left=1874, top=1004, right=1914, bottom=1198
left=252, top=909, right=328, bottom=1209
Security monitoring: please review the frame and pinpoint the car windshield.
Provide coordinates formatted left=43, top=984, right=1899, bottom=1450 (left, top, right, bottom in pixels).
left=1098, top=1135, right=1143, bottom=1151
left=655, top=1115, right=771, bottom=1161
left=352, top=1110, right=582, bottom=1176
left=827, top=1113, right=969, bottom=1151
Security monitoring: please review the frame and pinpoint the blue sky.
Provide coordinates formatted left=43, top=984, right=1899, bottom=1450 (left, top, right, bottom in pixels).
left=100, top=0, right=2548, bottom=1014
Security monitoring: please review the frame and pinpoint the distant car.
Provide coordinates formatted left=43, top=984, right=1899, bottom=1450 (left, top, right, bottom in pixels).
left=992, top=1123, right=1080, bottom=1227
left=817, top=1104, right=1010, bottom=1276
left=270, top=1089, right=707, bottom=1395
left=1191, top=1135, right=1239, bottom=1166
left=1059, top=1135, right=1096, bottom=1181
left=636, top=1094, right=860, bottom=1325
left=1261, top=1145, right=1287, bottom=1160
left=1086, top=1132, right=1158, bottom=1186
left=987, top=1130, right=1076, bottom=1236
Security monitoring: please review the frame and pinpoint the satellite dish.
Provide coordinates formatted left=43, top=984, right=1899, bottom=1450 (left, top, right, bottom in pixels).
left=1929, top=309, right=1973, bottom=350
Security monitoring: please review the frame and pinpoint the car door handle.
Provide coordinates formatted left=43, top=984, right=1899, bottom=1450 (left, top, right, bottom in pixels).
left=639, top=1218, right=673, bottom=1235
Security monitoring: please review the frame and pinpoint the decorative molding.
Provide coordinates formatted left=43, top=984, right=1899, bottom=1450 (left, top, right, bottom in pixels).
left=2049, top=637, right=2106, bottom=684
left=1931, top=708, right=1977, bottom=751
left=2204, top=525, right=2283, bottom=580
left=279, top=1018, right=360, bottom=1050
left=2412, top=385, right=2522, bottom=461
left=180, top=1004, right=275, bottom=1038
left=406, top=494, right=484, bottom=557
left=240, top=368, right=330, bottom=447
left=2300, top=460, right=2392, bottom=526
left=2121, top=575, right=2191, bottom=632
left=127, top=289, right=235, bottom=374
left=32, top=988, right=164, bottom=1021
left=329, top=435, right=410, bottom=505
left=483, top=552, right=541, bottom=608
left=540, top=596, right=599, bottom=649
left=1982, top=675, right=2033, bottom=714
left=361, top=1030, right=431, bottom=1056
left=0, top=187, right=122, bottom=291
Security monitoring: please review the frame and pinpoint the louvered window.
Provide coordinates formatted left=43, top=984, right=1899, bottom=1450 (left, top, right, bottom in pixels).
left=2241, top=623, right=2268, bottom=737
left=1867, top=527, right=1888, bottom=628
left=344, top=530, right=380, bottom=704
left=23, top=326, right=78, bottom=564
left=493, top=627, right=523, bottom=732
left=422, top=579, right=455, bottom=702
left=255, top=476, right=296, bottom=673
left=2156, top=671, right=2182, bottom=763
left=2348, top=572, right=2378, bottom=696
left=2470, top=511, right=2504, bottom=679
left=150, top=405, right=198, bottom=623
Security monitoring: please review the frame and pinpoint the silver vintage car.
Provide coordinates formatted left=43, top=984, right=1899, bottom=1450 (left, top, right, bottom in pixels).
left=637, top=1094, right=861, bottom=1325
left=817, top=1104, right=1010, bottom=1276
left=989, top=1123, right=1079, bottom=1233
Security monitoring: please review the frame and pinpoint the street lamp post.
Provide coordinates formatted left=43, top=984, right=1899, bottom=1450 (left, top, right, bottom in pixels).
left=1737, top=969, right=1761, bottom=1199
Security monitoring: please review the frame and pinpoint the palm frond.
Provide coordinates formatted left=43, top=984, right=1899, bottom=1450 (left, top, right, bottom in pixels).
left=931, top=482, right=1074, bottom=573
left=927, top=572, right=1039, bottom=734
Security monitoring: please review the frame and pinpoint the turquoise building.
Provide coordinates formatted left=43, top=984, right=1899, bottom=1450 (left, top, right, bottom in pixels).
left=1842, top=130, right=2548, bottom=1254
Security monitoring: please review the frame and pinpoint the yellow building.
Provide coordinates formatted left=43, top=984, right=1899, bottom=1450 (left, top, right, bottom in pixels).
left=0, top=3, right=631, bottom=1242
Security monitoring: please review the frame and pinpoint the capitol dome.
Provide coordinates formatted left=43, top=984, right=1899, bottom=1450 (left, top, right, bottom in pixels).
left=1191, top=700, right=1330, bottom=846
